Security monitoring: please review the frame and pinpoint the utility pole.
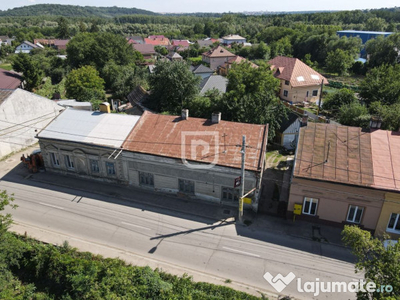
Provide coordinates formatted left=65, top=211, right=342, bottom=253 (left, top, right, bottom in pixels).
left=238, top=135, right=246, bottom=224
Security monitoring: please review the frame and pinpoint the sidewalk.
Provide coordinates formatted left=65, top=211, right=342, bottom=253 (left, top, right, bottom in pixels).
left=1, top=145, right=346, bottom=248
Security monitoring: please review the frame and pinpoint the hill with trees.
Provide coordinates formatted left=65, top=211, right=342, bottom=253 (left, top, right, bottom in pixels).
left=0, top=4, right=157, bottom=18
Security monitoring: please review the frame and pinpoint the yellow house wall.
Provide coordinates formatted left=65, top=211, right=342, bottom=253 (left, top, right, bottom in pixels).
left=375, top=192, right=400, bottom=239
left=279, top=80, right=321, bottom=104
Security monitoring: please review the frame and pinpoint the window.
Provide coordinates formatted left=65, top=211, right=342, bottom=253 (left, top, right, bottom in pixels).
left=106, top=162, right=116, bottom=175
left=90, top=159, right=99, bottom=173
left=179, top=179, right=195, bottom=194
left=222, top=187, right=239, bottom=202
left=387, top=213, right=400, bottom=233
left=306, top=91, right=309, bottom=97
left=347, top=206, right=364, bottom=224
left=50, top=153, right=59, bottom=166
left=284, top=80, right=290, bottom=85
left=302, top=197, right=318, bottom=215
left=139, top=172, right=154, bottom=187
left=64, top=155, right=74, bottom=170
left=283, top=90, right=289, bottom=97
left=312, top=90, right=318, bottom=97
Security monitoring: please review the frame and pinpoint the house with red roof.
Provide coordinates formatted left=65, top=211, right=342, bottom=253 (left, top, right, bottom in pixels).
left=144, top=36, right=170, bottom=46
left=132, top=44, right=156, bottom=59
left=219, top=55, right=258, bottom=76
left=268, top=56, right=328, bottom=104
left=287, top=123, right=400, bottom=238
left=37, top=108, right=269, bottom=210
left=0, top=69, right=23, bottom=90
left=202, top=46, right=236, bottom=70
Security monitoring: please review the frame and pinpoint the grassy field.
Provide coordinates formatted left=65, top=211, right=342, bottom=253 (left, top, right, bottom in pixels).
left=0, top=63, right=12, bottom=71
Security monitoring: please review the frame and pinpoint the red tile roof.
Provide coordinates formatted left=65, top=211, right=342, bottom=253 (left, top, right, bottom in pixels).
left=294, top=123, right=400, bottom=192
left=227, top=55, right=258, bottom=68
left=268, top=56, right=328, bottom=88
left=144, top=37, right=170, bottom=46
left=133, top=44, right=156, bottom=55
left=122, top=111, right=268, bottom=171
left=202, top=46, right=236, bottom=58
left=172, top=40, right=190, bottom=48
left=0, top=69, right=23, bottom=89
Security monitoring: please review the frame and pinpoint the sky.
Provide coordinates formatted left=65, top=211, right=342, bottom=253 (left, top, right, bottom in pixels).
left=0, top=0, right=398, bottom=13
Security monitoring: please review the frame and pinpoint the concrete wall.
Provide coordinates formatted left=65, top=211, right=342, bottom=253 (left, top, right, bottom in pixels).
left=123, top=151, right=262, bottom=210
left=39, top=139, right=126, bottom=184
left=0, top=89, right=62, bottom=158
left=279, top=80, right=321, bottom=104
left=38, top=139, right=264, bottom=211
left=287, top=177, right=384, bottom=231
left=375, top=192, right=400, bottom=239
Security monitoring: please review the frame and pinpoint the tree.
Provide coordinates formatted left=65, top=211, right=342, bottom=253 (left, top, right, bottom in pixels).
left=338, top=102, right=370, bottom=128
left=12, top=53, right=43, bottom=91
left=359, top=64, right=400, bottom=106
left=66, top=32, right=143, bottom=71
left=65, top=66, right=105, bottom=107
left=342, top=226, right=400, bottom=300
left=365, top=33, right=400, bottom=68
left=147, top=60, right=200, bottom=114
left=154, top=45, right=168, bottom=56
left=369, top=102, right=400, bottom=132
left=365, top=17, right=387, bottom=31
left=322, top=88, right=357, bottom=115
left=326, top=49, right=354, bottom=75
left=57, top=17, right=69, bottom=39
left=219, top=62, right=287, bottom=140
left=0, top=190, right=16, bottom=239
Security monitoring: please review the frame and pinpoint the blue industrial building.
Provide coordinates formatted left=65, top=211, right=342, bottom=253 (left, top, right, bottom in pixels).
left=337, top=30, right=393, bottom=44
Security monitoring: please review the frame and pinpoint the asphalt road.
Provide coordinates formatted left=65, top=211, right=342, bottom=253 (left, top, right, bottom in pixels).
left=0, top=158, right=359, bottom=300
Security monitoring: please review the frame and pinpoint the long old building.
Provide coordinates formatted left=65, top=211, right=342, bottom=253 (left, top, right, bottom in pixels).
left=37, top=108, right=268, bottom=211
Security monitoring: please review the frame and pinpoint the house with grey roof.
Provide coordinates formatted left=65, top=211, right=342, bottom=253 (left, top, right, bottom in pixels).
left=222, top=34, right=246, bottom=45
left=0, top=89, right=63, bottom=158
left=191, top=64, right=214, bottom=79
left=37, top=108, right=141, bottom=182
left=15, top=41, right=43, bottom=54
left=199, top=75, right=228, bottom=95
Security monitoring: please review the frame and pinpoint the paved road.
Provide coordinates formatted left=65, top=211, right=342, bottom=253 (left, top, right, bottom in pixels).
left=0, top=158, right=359, bottom=300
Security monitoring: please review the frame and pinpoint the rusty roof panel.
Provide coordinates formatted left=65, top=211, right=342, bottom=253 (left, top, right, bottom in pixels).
left=122, top=112, right=267, bottom=171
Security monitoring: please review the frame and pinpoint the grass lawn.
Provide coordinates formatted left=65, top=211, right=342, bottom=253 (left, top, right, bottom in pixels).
left=0, top=63, right=13, bottom=71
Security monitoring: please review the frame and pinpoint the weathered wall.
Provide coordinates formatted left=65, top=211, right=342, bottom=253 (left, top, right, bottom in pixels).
left=0, top=89, right=62, bottom=158
left=375, top=192, right=400, bottom=239
left=287, top=177, right=384, bottom=230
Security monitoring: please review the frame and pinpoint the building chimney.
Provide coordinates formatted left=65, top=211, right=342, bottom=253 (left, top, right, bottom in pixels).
left=211, top=112, right=221, bottom=124
left=301, top=112, right=308, bottom=127
left=369, top=116, right=382, bottom=129
left=181, top=109, right=189, bottom=120
left=99, top=102, right=111, bottom=113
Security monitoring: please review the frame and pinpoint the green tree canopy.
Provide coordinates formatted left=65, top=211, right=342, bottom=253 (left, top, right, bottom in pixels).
left=365, top=33, right=400, bottom=68
left=338, top=101, right=370, bottom=128
left=12, top=53, right=43, bottom=91
left=342, top=225, right=400, bottom=300
left=219, top=62, right=287, bottom=140
left=326, top=49, right=354, bottom=76
left=147, top=60, right=200, bottom=115
left=65, top=65, right=105, bottom=107
left=359, top=64, right=400, bottom=106
left=66, top=32, right=143, bottom=71
left=322, top=88, right=357, bottom=115
left=57, top=16, right=69, bottom=39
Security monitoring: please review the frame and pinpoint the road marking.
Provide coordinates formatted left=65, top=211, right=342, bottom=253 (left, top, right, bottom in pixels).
left=121, top=221, right=151, bottom=231
left=39, top=202, right=64, bottom=210
left=222, top=246, right=260, bottom=258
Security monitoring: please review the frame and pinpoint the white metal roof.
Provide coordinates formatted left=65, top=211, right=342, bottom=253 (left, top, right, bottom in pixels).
left=38, top=108, right=140, bottom=148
